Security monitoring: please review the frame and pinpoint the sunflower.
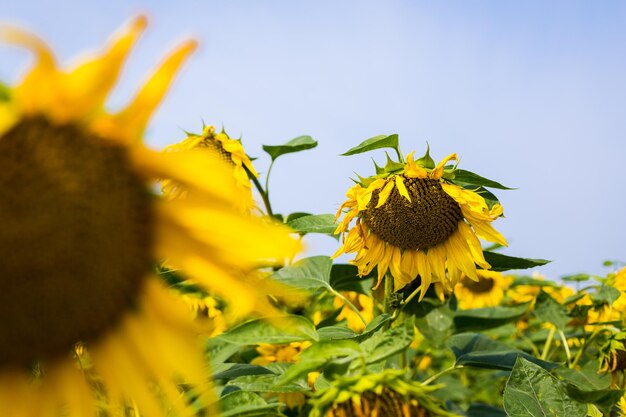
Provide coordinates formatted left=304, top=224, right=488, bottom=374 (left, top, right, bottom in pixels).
left=454, top=270, right=512, bottom=309
left=162, top=124, right=259, bottom=211
left=309, top=369, right=460, bottom=417
left=333, top=291, right=374, bottom=332
left=0, top=17, right=301, bottom=417
left=334, top=149, right=507, bottom=300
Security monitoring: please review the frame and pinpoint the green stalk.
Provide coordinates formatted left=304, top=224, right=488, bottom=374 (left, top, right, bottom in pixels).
left=558, top=330, right=572, bottom=366
left=541, top=326, right=557, bottom=360
left=331, top=288, right=367, bottom=328
left=423, top=365, right=462, bottom=386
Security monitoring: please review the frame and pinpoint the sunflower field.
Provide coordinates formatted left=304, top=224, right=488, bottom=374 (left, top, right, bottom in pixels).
left=1, top=14, right=626, bottom=417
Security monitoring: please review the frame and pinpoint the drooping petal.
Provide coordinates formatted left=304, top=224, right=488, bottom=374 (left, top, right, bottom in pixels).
left=395, top=175, right=411, bottom=202
left=376, top=180, right=395, bottom=208
left=430, top=153, right=457, bottom=179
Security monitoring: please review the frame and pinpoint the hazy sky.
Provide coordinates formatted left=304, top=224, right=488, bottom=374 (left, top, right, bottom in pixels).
left=2, top=1, right=625, bottom=279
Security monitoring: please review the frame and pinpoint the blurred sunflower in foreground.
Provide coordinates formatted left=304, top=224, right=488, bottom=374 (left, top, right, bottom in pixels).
left=0, top=16, right=300, bottom=417
left=162, top=124, right=258, bottom=211
left=334, top=147, right=507, bottom=300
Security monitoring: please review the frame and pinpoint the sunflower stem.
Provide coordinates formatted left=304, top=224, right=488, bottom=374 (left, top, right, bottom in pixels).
left=571, top=328, right=601, bottom=368
left=331, top=289, right=368, bottom=328
left=246, top=165, right=274, bottom=217
left=540, top=326, right=557, bottom=360
left=384, top=273, right=395, bottom=330
left=422, top=364, right=462, bottom=386
left=558, top=329, right=572, bottom=366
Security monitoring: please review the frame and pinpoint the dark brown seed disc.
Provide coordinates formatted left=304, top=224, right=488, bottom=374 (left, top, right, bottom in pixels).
left=461, top=275, right=496, bottom=294
left=0, top=117, right=153, bottom=367
left=198, top=135, right=234, bottom=165
left=362, top=176, right=463, bottom=250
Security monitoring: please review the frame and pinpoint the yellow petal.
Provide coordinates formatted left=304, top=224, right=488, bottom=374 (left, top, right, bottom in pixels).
left=430, top=153, right=457, bottom=179
left=444, top=230, right=478, bottom=282
left=467, top=215, right=508, bottom=247
left=457, top=221, right=490, bottom=269
left=395, top=175, right=411, bottom=202
left=416, top=250, right=432, bottom=301
left=1, top=26, right=58, bottom=116
left=373, top=244, right=393, bottom=289
left=404, top=151, right=428, bottom=178
left=58, top=16, right=147, bottom=122
left=98, top=39, right=197, bottom=143
left=427, top=244, right=447, bottom=284
left=376, top=180, right=395, bottom=208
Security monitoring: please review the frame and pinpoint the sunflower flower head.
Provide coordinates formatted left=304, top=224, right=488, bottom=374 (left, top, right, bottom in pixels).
left=599, top=331, right=626, bottom=386
left=0, top=16, right=301, bottom=417
left=162, top=124, right=259, bottom=210
left=334, top=145, right=507, bottom=301
left=454, top=270, right=513, bottom=309
left=309, top=369, right=460, bottom=417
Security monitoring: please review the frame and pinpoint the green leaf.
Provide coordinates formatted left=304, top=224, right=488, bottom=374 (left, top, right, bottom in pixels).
left=467, top=404, right=507, bottom=417
left=503, top=357, right=587, bottom=417
left=557, top=366, right=623, bottom=413
left=341, top=134, right=399, bottom=156
left=454, top=304, right=529, bottom=333
left=591, top=285, right=621, bottom=305
left=534, top=291, right=571, bottom=329
left=218, top=391, right=282, bottom=417
left=207, top=338, right=241, bottom=366
left=284, top=212, right=312, bottom=222
left=561, top=273, right=591, bottom=283
left=359, top=323, right=413, bottom=365
left=415, top=304, right=454, bottom=344
left=216, top=315, right=318, bottom=345
left=286, top=214, right=337, bottom=235
left=452, top=169, right=514, bottom=190
left=510, top=276, right=558, bottom=288
left=483, top=251, right=551, bottom=272
left=0, top=83, right=10, bottom=102
left=416, top=145, right=435, bottom=169
left=262, top=135, right=317, bottom=161
left=383, top=152, right=405, bottom=172
left=228, top=372, right=309, bottom=393
left=355, top=313, right=392, bottom=342
left=316, top=314, right=391, bottom=343
left=277, top=340, right=364, bottom=385
left=448, top=333, right=559, bottom=371
left=213, top=364, right=275, bottom=381
left=329, top=264, right=373, bottom=293
left=317, top=326, right=357, bottom=341
left=271, top=256, right=333, bottom=292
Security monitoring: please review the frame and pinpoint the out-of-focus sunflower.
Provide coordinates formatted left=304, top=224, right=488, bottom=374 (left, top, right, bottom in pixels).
left=162, top=124, right=258, bottom=211
left=250, top=341, right=311, bottom=366
left=250, top=342, right=311, bottom=409
left=334, top=148, right=507, bottom=300
left=309, top=369, right=460, bottom=417
left=599, top=332, right=626, bottom=387
left=333, top=291, right=374, bottom=332
left=0, top=17, right=301, bottom=416
left=454, top=270, right=513, bottom=309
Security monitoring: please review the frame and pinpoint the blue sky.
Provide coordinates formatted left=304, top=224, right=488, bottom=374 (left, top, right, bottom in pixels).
left=2, top=1, right=625, bottom=279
